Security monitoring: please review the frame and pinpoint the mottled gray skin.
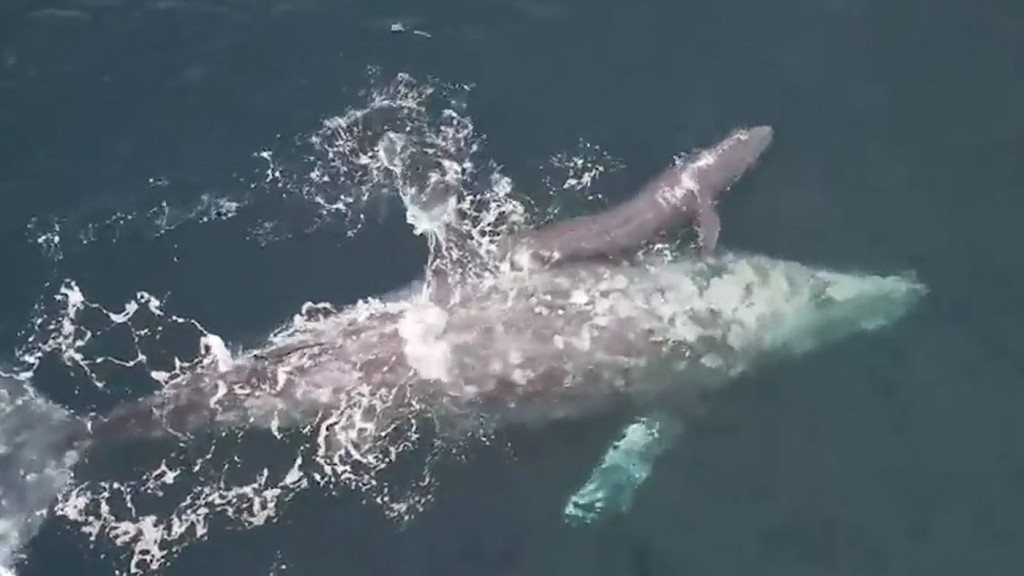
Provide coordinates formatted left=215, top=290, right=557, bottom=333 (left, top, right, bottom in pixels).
left=82, top=126, right=777, bottom=446
left=500, top=126, right=773, bottom=267
left=85, top=248, right=926, bottom=450
left=89, top=262, right=688, bottom=443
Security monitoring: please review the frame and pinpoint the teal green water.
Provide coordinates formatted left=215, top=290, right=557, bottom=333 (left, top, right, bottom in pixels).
left=2, top=0, right=1022, bottom=574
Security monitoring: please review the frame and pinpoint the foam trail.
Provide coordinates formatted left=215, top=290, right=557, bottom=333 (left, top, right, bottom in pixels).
left=0, top=375, right=85, bottom=576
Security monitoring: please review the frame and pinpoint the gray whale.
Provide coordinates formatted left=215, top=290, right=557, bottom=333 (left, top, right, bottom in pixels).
left=0, top=125, right=926, bottom=570
left=81, top=126, right=923, bottom=450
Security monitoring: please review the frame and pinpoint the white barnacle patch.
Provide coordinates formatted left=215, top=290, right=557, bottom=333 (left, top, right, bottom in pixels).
left=592, top=294, right=615, bottom=321
left=397, top=302, right=453, bottom=382
left=510, top=368, right=531, bottom=385
left=610, top=296, right=638, bottom=320
left=274, top=366, right=290, bottom=393
left=704, top=268, right=750, bottom=314
left=508, top=348, right=524, bottom=366
left=726, top=324, right=750, bottom=350
left=569, top=290, right=589, bottom=305
left=553, top=335, right=565, bottom=349
left=488, top=358, right=505, bottom=373
left=597, top=273, right=629, bottom=292
left=510, top=247, right=538, bottom=271
left=574, top=326, right=593, bottom=351
left=700, top=353, right=724, bottom=369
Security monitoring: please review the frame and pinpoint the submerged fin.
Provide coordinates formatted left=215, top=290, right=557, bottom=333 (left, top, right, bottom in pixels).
left=563, top=410, right=686, bottom=524
left=503, top=125, right=773, bottom=268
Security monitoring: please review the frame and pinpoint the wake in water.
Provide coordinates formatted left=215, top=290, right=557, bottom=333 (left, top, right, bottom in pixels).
left=1, top=70, right=626, bottom=575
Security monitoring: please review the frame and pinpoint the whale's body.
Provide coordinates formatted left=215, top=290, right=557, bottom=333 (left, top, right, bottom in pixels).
left=91, top=250, right=925, bottom=448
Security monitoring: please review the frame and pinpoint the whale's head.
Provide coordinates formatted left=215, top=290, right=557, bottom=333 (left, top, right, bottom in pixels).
left=661, top=252, right=928, bottom=363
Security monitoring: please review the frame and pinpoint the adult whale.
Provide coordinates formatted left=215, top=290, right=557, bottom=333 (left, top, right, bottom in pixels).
left=0, top=125, right=925, bottom=571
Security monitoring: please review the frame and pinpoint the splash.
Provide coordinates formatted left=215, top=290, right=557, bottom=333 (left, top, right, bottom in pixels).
left=23, top=67, right=613, bottom=261
left=540, top=139, right=624, bottom=219
left=2, top=69, right=624, bottom=575
left=0, top=271, right=444, bottom=574
left=256, top=68, right=536, bottom=286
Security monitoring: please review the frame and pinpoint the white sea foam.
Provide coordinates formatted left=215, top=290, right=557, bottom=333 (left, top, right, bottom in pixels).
left=2, top=69, right=626, bottom=574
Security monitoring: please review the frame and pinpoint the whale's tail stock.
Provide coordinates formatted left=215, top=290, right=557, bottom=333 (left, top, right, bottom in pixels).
left=0, top=374, right=91, bottom=575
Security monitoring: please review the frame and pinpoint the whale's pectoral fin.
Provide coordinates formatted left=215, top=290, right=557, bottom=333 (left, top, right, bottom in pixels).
left=684, top=124, right=773, bottom=256
left=563, top=410, right=686, bottom=525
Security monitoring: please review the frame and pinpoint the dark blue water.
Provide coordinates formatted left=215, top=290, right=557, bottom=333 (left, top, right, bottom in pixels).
left=2, top=0, right=1023, bottom=574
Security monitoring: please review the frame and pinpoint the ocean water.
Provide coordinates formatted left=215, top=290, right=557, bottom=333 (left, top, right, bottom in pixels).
left=1, top=0, right=1023, bottom=575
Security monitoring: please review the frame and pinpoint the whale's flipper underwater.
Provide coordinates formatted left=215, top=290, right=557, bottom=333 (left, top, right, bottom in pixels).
left=0, top=125, right=927, bottom=571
